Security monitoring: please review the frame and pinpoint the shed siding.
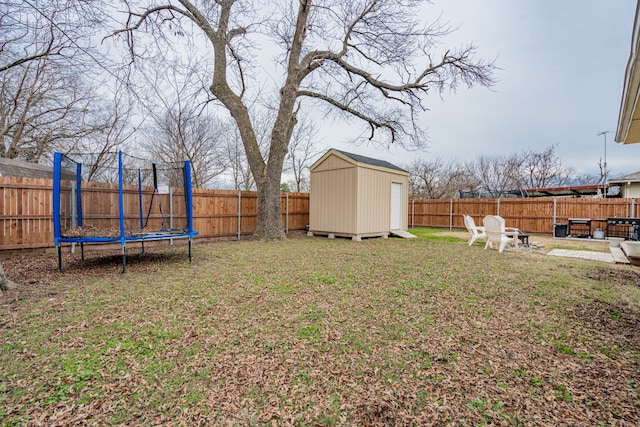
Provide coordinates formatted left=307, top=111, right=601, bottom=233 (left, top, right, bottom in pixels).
left=356, top=167, right=390, bottom=234
left=356, top=167, right=408, bottom=233
left=309, top=165, right=357, bottom=233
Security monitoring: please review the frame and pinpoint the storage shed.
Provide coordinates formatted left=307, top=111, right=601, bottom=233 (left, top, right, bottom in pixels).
left=307, top=149, right=411, bottom=241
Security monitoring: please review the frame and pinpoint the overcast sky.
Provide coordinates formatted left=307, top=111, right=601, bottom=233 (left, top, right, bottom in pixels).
left=326, top=0, right=640, bottom=178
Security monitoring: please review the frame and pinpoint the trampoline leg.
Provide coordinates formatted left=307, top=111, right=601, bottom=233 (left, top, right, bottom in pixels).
left=57, top=245, right=63, bottom=272
left=141, top=240, right=145, bottom=254
left=188, top=239, right=192, bottom=263
left=81, top=242, right=85, bottom=261
left=121, top=246, right=127, bottom=274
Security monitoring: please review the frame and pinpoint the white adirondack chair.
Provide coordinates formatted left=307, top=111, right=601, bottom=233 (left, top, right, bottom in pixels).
left=463, top=214, right=486, bottom=246
left=483, top=215, right=519, bottom=252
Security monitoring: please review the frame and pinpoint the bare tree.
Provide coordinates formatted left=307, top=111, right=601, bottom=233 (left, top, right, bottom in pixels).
left=407, top=157, right=474, bottom=199
left=223, top=125, right=255, bottom=191
left=285, top=118, right=320, bottom=192
left=67, top=87, right=139, bottom=182
left=0, top=0, right=117, bottom=163
left=0, top=0, right=99, bottom=72
left=0, top=0, right=115, bottom=287
left=461, top=145, right=576, bottom=196
left=221, top=109, right=277, bottom=191
left=572, top=173, right=601, bottom=186
left=113, top=0, right=495, bottom=239
left=518, top=145, right=574, bottom=189
left=0, top=58, right=108, bottom=161
left=136, top=64, right=228, bottom=189
left=596, top=158, right=610, bottom=185
left=221, top=118, right=269, bottom=191
left=141, top=109, right=228, bottom=188
left=464, top=154, right=523, bottom=197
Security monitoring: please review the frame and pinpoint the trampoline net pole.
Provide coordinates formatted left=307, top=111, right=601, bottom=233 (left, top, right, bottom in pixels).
left=57, top=245, right=63, bottom=272
left=121, top=246, right=127, bottom=274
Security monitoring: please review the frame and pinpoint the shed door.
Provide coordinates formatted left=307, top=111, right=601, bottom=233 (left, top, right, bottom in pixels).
left=390, top=182, right=403, bottom=230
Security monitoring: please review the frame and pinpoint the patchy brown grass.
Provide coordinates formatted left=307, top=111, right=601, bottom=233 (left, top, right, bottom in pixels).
left=1, top=230, right=639, bottom=426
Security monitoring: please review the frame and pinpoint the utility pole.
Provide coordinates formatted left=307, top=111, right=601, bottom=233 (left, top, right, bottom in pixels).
left=597, top=131, right=610, bottom=198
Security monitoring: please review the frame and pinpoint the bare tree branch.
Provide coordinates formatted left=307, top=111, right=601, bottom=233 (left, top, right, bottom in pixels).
left=298, top=89, right=397, bottom=142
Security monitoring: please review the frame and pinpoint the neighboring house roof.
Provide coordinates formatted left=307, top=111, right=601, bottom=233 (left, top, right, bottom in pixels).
left=0, top=156, right=74, bottom=180
left=312, top=148, right=409, bottom=174
left=608, top=171, right=640, bottom=183
left=460, top=184, right=608, bottom=199
left=616, top=2, right=640, bottom=144
left=517, top=184, right=607, bottom=198
left=0, top=157, right=54, bottom=179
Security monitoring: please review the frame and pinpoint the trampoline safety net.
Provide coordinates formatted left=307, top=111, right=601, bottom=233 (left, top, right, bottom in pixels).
left=52, top=151, right=197, bottom=271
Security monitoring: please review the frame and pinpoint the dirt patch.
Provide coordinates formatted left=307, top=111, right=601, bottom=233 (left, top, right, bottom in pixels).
left=0, top=245, right=189, bottom=304
left=568, top=267, right=640, bottom=350
left=566, top=299, right=640, bottom=351
left=586, top=267, right=640, bottom=288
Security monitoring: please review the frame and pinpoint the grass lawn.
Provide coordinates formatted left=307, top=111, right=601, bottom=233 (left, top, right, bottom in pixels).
left=1, top=228, right=639, bottom=425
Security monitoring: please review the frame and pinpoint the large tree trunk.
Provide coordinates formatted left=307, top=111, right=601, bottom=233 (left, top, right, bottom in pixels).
left=0, top=263, right=17, bottom=294
left=253, top=175, right=286, bottom=240
left=247, top=3, right=308, bottom=241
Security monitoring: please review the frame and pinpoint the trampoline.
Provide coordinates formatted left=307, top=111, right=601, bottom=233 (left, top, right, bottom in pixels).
left=53, top=151, right=198, bottom=272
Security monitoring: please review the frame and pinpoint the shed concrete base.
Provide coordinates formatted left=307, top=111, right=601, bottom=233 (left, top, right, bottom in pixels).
left=307, top=231, right=390, bottom=241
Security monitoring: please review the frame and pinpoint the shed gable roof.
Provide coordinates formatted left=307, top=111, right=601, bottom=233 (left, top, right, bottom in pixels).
left=311, top=149, right=408, bottom=175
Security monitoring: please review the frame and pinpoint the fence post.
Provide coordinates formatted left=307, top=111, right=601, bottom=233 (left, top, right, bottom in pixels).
left=237, top=191, right=241, bottom=241
left=411, top=199, right=415, bottom=229
left=450, top=199, right=453, bottom=230
left=632, top=199, right=636, bottom=218
left=285, top=193, right=289, bottom=234
left=553, top=198, right=557, bottom=225
left=497, top=198, right=500, bottom=216
left=169, top=188, right=174, bottom=245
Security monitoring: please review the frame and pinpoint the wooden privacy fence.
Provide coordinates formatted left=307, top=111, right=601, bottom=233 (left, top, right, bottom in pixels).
left=3, top=175, right=640, bottom=250
left=1, top=177, right=309, bottom=250
left=409, top=197, right=639, bottom=233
